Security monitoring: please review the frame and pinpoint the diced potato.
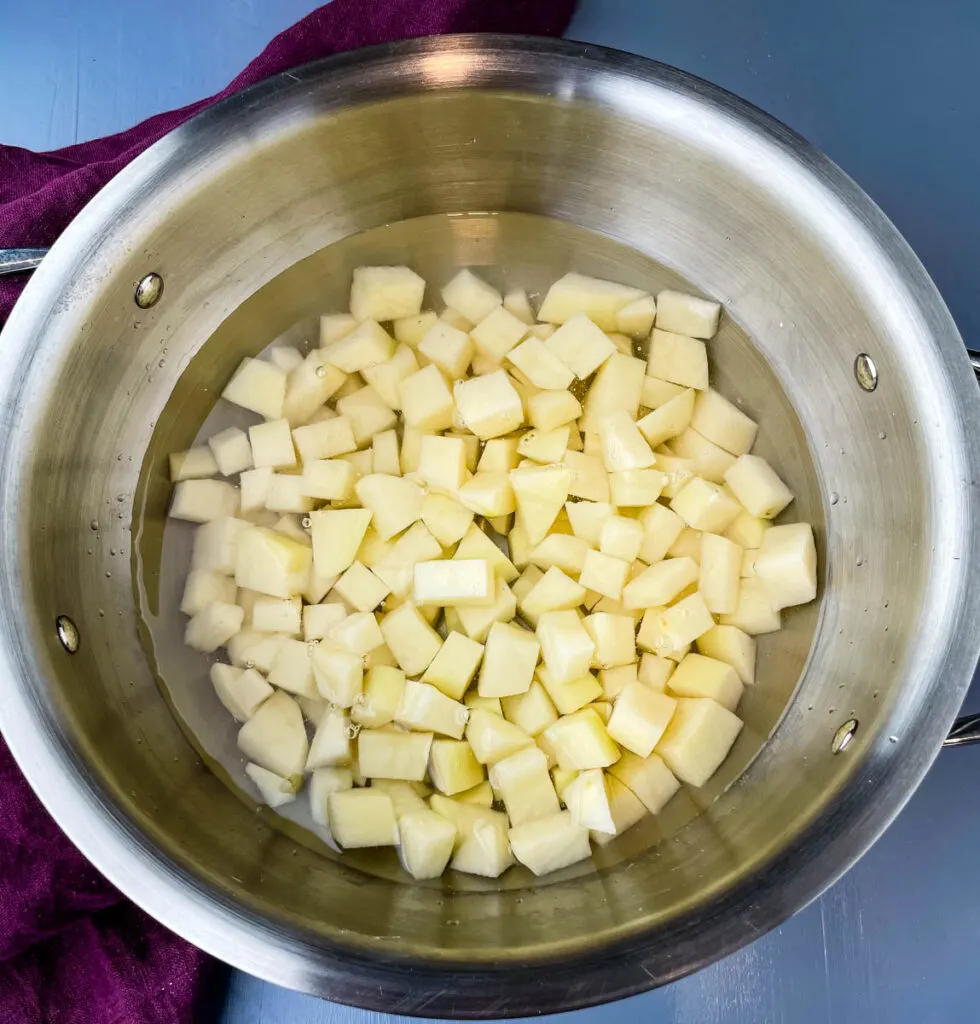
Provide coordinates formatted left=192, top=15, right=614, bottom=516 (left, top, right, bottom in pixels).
left=641, top=375, right=685, bottom=409
left=308, top=766, right=353, bottom=827
left=283, top=350, right=347, bottom=427
left=180, top=569, right=237, bottom=617
left=754, top=522, right=817, bottom=609
left=415, top=435, right=466, bottom=493
left=584, top=612, right=636, bottom=669
left=306, top=708, right=352, bottom=769
left=264, top=475, right=314, bottom=514
left=210, top=663, right=273, bottom=722
left=616, top=295, right=657, bottom=338
left=398, top=808, right=457, bottom=880
left=419, top=321, right=474, bottom=378
left=579, top=352, right=646, bottom=432
left=466, top=707, right=534, bottom=765
left=606, top=681, right=676, bottom=757
left=185, top=601, right=245, bottom=653
left=170, top=479, right=240, bottom=523
left=622, top=557, right=698, bottom=610
left=501, top=680, right=559, bottom=737
left=414, top=559, right=491, bottom=608
left=598, top=664, right=637, bottom=700
left=724, top=454, right=794, bottom=520
left=534, top=610, right=595, bottom=685
left=655, top=289, right=721, bottom=339
left=329, top=789, right=398, bottom=847
left=478, top=621, right=540, bottom=697
left=637, top=653, right=675, bottom=690
left=420, top=493, right=474, bottom=547
left=564, top=501, right=616, bottom=546
left=428, top=739, right=484, bottom=796
left=490, top=746, right=560, bottom=826
left=657, top=454, right=698, bottom=499
left=396, top=681, right=468, bottom=740
left=292, top=416, right=357, bottom=462
left=245, top=763, right=297, bottom=808
left=394, top=311, right=439, bottom=347
left=456, top=579, right=517, bottom=642
left=222, top=357, right=287, bottom=420
left=519, top=566, right=586, bottom=625
left=170, top=446, right=218, bottom=482
left=310, top=642, right=363, bottom=706
left=670, top=428, right=736, bottom=483
left=452, top=814, right=515, bottom=877
left=517, top=426, right=570, bottom=464
left=597, top=410, right=656, bottom=473
left=690, top=389, right=757, bottom=456
left=504, top=288, right=534, bottom=324
left=471, top=306, right=529, bottom=359
left=699, top=532, right=741, bottom=614
left=464, top=692, right=502, bottom=717
left=458, top=473, right=516, bottom=518
left=510, top=464, right=572, bottom=545
left=542, top=708, right=620, bottom=771
left=671, top=477, right=741, bottom=533
left=240, top=467, right=274, bottom=512
left=454, top=371, right=524, bottom=439
left=351, top=665, right=405, bottom=728
left=237, top=691, right=308, bottom=779
left=380, top=601, right=442, bottom=676
left=656, top=697, right=742, bottom=787
left=597, top=516, right=642, bottom=562
left=590, top=775, right=648, bottom=845
left=563, top=452, right=610, bottom=503
left=441, top=269, right=502, bottom=325
left=545, top=313, right=616, bottom=379
left=608, top=751, right=680, bottom=813
left=399, top=364, right=456, bottom=431
left=536, top=666, right=603, bottom=716
left=609, top=469, right=666, bottom=508
left=252, top=596, right=301, bottom=636
left=635, top=503, right=683, bottom=564
left=636, top=389, right=696, bottom=448
left=668, top=527, right=702, bottom=563
left=509, top=811, right=591, bottom=875
left=310, top=508, right=372, bottom=579
left=528, top=390, right=582, bottom=432
left=421, top=631, right=484, bottom=701
left=297, top=459, right=355, bottom=502
left=579, top=549, right=630, bottom=601
left=668, top=653, right=743, bottom=711
left=349, top=265, right=425, bottom=322
left=726, top=510, right=771, bottom=549
left=336, top=385, right=398, bottom=443
left=657, top=592, right=715, bottom=648
left=327, top=610, right=384, bottom=656
left=647, top=329, right=709, bottom=390
left=537, top=273, right=646, bottom=331
left=326, top=319, right=394, bottom=373
left=506, top=338, right=575, bottom=390
left=564, top=768, right=616, bottom=833
left=719, top=578, right=781, bottom=635
left=358, top=728, right=433, bottom=782
left=477, top=438, right=519, bottom=474
left=226, top=630, right=287, bottom=673
left=372, top=779, right=428, bottom=818
left=440, top=307, right=474, bottom=332
left=695, top=624, right=756, bottom=685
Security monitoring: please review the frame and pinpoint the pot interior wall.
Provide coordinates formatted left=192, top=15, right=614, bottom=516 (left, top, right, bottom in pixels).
left=8, top=70, right=956, bottom=978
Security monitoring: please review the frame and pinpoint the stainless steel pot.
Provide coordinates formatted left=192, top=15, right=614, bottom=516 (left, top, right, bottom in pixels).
left=1, top=36, right=979, bottom=1018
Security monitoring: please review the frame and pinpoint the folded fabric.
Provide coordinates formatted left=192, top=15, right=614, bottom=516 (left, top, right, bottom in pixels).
left=0, top=1, right=577, bottom=1021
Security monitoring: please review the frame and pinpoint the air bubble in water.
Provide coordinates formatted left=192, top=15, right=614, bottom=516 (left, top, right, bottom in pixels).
left=301, top=516, right=312, bottom=529
left=830, top=492, right=839, bottom=506
left=315, top=365, right=327, bottom=378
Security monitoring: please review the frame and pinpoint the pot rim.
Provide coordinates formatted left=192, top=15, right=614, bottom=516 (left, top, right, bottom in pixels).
left=1, top=34, right=978, bottom=1018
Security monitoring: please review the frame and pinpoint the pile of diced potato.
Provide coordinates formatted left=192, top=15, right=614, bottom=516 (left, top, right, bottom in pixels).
left=168, top=265, right=817, bottom=880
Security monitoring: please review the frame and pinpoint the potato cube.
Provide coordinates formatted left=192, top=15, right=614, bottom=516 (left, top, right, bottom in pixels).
left=263, top=475, right=314, bottom=515
left=329, top=789, right=398, bottom=847
left=506, top=337, right=575, bottom=390
left=372, top=521, right=444, bottom=600
left=420, top=493, right=474, bottom=547
left=636, top=388, right=696, bottom=448
left=579, top=352, right=646, bottom=432
left=351, top=474, right=422, bottom=542
left=397, top=808, right=457, bottom=879
left=453, top=371, right=524, bottom=439
left=634, top=504, right=682, bottom=565
left=597, top=410, right=656, bottom=473
left=441, top=269, right=502, bottom=324
left=608, top=751, right=680, bottom=813
left=464, top=692, right=502, bottom=717
left=500, top=679, right=560, bottom=737
left=655, top=289, right=721, bottom=339
left=564, top=501, right=615, bottom=546
left=292, top=416, right=357, bottom=462
left=399, top=364, right=456, bottom=431
left=396, top=680, right=468, bottom=740
left=668, top=527, right=702, bottom=563
left=509, top=811, right=591, bottom=875
left=490, top=746, right=560, bottom=826
left=671, top=428, right=736, bottom=483
left=616, top=294, right=657, bottom=338
left=477, top=621, right=540, bottom=698
left=394, top=310, right=439, bottom=347
left=465, top=708, right=534, bottom=765
left=641, top=375, right=685, bottom=410
left=696, top=624, right=756, bottom=685
left=345, top=666, right=402, bottom=728
left=184, top=598, right=245, bottom=653
left=474, top=439, right=517, bottom=475
left=180, top=569, right=237, bottom=617
left=637, top=653, right=676, bottom=690
left=244, top=763, right=297, bottom=809
left=498, top=287, right=532, bottom=324
left=305, top=708, right=352, bottom=770
left=331, top=562, right=389, bottom=613
left=657, top=454, right=698, bottom=499
left=335, top=385, right=397, bottom=444
left=660, top=592, right=716, bottom=648
left=562, top=452, right=609, bottom=504
left=534, top=610, right=594, bottom=686
left=358, top=728, right=433, bottom=783
left=414, top=559, right=494, bottom=608
left=210, top=663, right=272, bottom=722
left=668, top=653, right=743, bottom=711
left=620, top=557, right=694, bottom=610
left=579, top=550, right=630, bottom=601
left=584, top=612, right=636, bottom=669
left=519, top=566, right=586, bottom=625
left=222, top=357, right=287, bottom=420
left=528, top=390, right=582, bottom=432
left=724, top=455, right=794, bottom=521
left=563, top=768, right=616, bottom=833
left=252, top=596, right=302, bottom=636
left=607, top=469, right=665, bottom=508
left=170, top=479, right=239, bottom=523
left=670, top=477, right=741, bottom=533
left=599, top=664, right=637, bottom=700
left=452, top=814, right=514, bottom=877
left=239, top=467, right=274, bottom=512
left=542, top=707, right=620, bottom=771
left=379, top=601, right=442, bottom=677
left=282, top=350, right=347, bottom=427
left=349, top=265, right=425, bottom=322
left=310, top=642, right=363, bottom=706
left=690, top=389, right=757, bottom=456
left=534, top=666, right=601, bottom=717
left=457, top=473, right=515, bottom=518
left=647, top=329, right=709, bottom=390
left=226, top=630, right=286, bottom=673
left=368, top=429, right=400, bottom=477
left=527, top=536, right=591, bottom=580
left=416, top=435, right=467, bottom=493
left=428, top=739, right=484, bottom=796
left=455, top=579, right=517, bottom=642
left=169, top=446, right=218, bottom=483
left=235, top=524, right=312, bottom=598
left=326, top=319, right=394, bottom=374
left=698, top=532, right=741, bottom=614
left=470, top=305, right=528, bottom=359
left=517, top=426, right=570, bottom=465
left=607, top=680, right=677, bottom=757
left=509, top=464, right=572, bottom=545
left=237, top=691, right=308, bottom=778
left=307, top=766, right=353, bottom=827
left=537, top=273, right=646, bottom=331
left=656, top=697, right=742, bottom=787
left=309, top=508, right=372, bottom=580
left=719, top=578, right=781, bottom=634
left=598, top=516, right=643, bottom=562
left=590, top=775, right=648, bottom=845
left=754, top=522, right=817, bottom=609
left=419, top=321, right=474, bottom=378
left=544, top=313, right=616, bottom=379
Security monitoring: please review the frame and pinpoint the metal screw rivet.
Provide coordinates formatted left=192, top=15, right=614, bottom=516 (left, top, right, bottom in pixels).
left=56, top=615, right=80, bottom=654
left=854, top=353, right=878, bottom=392
left=831, top=718, right=858, bottom=754
left=135, top=273, right=164, bottom=309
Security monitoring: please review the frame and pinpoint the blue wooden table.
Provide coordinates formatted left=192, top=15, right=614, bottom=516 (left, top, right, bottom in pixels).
left=3, top=2, right=980, bottom=1021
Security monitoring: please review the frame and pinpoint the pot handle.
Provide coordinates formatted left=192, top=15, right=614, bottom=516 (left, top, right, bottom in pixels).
left=0, top=249, right=49, bottom=276
left=5, top=246, right=979, bottom=746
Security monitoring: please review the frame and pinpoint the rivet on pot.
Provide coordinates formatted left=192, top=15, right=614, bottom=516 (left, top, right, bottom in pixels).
left=831, top=718, right=858, bottom=754
left=135, top=273, right=164, bottom=309
left=55, top=615, right=80, bottom=654
left=854, top=353, right=878, bottom=392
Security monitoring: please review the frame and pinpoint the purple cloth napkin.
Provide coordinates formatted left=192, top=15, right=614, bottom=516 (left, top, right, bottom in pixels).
left=0, top=1, right=576, bottom=1021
